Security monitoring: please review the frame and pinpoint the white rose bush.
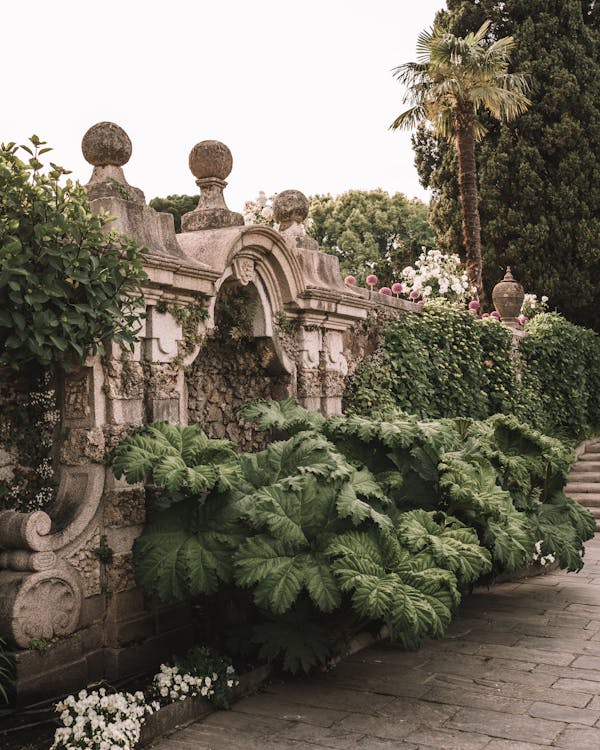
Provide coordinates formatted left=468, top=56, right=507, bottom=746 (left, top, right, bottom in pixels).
left=400, top=247, right=470, bottom=302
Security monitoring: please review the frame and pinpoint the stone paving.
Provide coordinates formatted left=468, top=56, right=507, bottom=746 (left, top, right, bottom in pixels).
left=151, top=536, right=600, bottom=750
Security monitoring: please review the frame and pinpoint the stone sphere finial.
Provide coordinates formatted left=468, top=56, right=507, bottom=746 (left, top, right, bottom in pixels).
left=273, top=190, right=310, bottom=228
left=181, top=140, right=243, bottom=231
left=189, top=141, right=233, bottom=181
left=82, top=122, right=132, bottom=167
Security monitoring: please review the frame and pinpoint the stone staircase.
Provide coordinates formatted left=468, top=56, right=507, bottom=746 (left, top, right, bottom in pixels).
left=566, top=438, right=600, bottom=532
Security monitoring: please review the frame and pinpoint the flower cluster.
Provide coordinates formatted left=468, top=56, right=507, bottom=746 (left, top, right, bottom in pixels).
left=532, top=540, right=556, bottom=567
left=51, top=688, right=157, bottom=750
left=521, top=293, right=549, bottom=320
left=152, top=664, right=221, bottom=703
left=152, top=648, right=239, bottom=710
left=401, top=248, right=470, bottom=302
left=243, top=192, right=277, bottom=227
left=0, top=373, right=60, bottom=513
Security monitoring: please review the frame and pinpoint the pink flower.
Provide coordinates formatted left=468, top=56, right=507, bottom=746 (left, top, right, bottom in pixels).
left=484, top=359, right=493, bottom=367
left=366, top=274, right=378, bottom=288
left=417, top=300, right=425, bottom=306
left=517, top=315, right=529, bottom=326
left=391, top=282, right=403, bottom=295
left=468, top=300, right=480, bottom=311
left=490, top=311, right=501, bottom=320
left=379, top=287, right=392, bottom=296
left=482, top=312, right=490, bottom=318
left=344, top=275, right=356, bottom=286
left=409, top=290, right=420, bottom=300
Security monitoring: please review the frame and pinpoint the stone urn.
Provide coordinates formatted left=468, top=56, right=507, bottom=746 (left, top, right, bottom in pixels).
left=492, top=267, right=524, bottom=323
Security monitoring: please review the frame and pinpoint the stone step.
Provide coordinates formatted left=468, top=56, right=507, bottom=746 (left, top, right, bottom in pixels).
left=570, top=463, right=600, bottom=473
left=585, top=443, right=600, bottom=453
left=579, top=453, right=600, bottom=461
left=567, top=492, right=600, bottom=504
left=569, top=474, right=600, bottom=485
left=571, top=496, right=600, bottom=508
left=565, top=482, right=600, bottom=493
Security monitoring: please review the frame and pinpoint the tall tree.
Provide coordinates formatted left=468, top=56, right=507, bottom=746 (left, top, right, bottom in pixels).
left=308, top=190, right=435, bottom=284
left=391, top=20, right=530, bottom=302
left=418, top=1, right=600, bottom=329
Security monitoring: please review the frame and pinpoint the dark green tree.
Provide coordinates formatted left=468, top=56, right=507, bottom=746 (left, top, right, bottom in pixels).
left=149, top=194, right=199, bottom=232
left=307, top=189, right=435, bottom=285
left=416, top=1, right=600, bottom=328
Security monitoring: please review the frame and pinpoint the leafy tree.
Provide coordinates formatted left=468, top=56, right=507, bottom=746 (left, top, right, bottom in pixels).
left=0, top=138, right=147, bottom=371
left=392, top=20, right=530, bottom=302
left=417, top=1, right=600, bottom=329
left=307, top=190, right=435, bottom=285
left=149, top=194, right=199, bottom=233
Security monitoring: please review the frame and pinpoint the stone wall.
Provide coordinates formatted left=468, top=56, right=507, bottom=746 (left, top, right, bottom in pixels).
left=0, top=122, right=422, bottom=706
left=188, top=336, right=291, bottom=452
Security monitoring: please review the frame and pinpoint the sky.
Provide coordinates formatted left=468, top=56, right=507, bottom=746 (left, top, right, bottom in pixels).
left=3, top=1, right=445, bottom=213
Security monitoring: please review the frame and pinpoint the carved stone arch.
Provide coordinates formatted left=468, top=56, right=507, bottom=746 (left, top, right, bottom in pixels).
left=225, top=225, right=306, bottom=310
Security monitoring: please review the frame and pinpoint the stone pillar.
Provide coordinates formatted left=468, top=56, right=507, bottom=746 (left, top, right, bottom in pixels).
left=296, top=326, right=323, bottom=412
left=321, top=329, right=349, bottom=416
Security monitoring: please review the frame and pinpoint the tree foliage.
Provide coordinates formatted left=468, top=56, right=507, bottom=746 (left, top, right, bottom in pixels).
left=0, top=138, right=147, bottom=371
left=307, top=190, right=435, bottom=285
left=149, top=194, right=199, bottom=233
left=417, top=1, right=600, bottom=329
left=392, top=20, right=529, bottom=301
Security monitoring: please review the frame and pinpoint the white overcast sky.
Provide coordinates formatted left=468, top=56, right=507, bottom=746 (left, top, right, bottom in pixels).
left=3, top=1, right=445, bottom=212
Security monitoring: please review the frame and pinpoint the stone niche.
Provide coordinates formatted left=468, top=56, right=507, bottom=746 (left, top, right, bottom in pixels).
left=0, top=122, right=414, bottom=706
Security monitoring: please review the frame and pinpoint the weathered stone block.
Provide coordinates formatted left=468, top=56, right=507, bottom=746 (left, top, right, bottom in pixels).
left=80, top=623, right=105, bottom=652
left=106, top=587, right=145, bottom=621
left=79, top=594, right=106, bottom=628
left=106, top=553, right=136, bottom=593
left=103, top=489, right=146, bottom=528
left=107, top=613, right=155, bottom=647
left=59, top=427, right=105, bottom=465
left=13, top=656, right=88, bottom=706
left=155, top=602, right=192, bottom=634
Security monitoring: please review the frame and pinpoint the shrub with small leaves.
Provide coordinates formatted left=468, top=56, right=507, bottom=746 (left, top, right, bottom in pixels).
left=0, top=137, right=147, bottom=372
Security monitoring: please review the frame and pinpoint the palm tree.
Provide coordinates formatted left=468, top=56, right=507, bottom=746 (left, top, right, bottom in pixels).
left=391, top=20, right=530, bottom=303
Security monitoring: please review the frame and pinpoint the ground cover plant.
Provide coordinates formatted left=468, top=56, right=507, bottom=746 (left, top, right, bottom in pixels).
left=111, top=400, right=594, bottom=675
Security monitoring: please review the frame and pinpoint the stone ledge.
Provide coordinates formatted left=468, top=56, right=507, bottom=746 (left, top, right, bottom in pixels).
left=138, top=663, right=272, bottom=747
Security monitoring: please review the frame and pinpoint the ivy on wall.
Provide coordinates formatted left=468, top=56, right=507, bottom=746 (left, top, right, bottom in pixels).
left=345, top=306, right=600, bottom=441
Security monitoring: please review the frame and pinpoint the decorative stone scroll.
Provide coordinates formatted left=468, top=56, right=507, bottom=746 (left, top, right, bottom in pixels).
left=0, top=566, right=82, bottom=647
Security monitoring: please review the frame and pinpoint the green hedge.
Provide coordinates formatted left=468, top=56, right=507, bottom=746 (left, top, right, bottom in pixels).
left=346, top=306, right=600, bottom=441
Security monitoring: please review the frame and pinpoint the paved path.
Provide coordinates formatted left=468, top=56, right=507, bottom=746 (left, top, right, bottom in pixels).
left=152, top=537, right=600, bottom=750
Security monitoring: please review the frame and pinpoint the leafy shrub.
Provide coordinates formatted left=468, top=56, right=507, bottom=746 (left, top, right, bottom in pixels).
left=113, top=417, right=484, bottom=672
left=0, top=138, right=147, bottom=371
left=520, top=313, right=600, bottom=438
left=246, top=400, right=594, bottom=575
left=346, top=306, right=600, bottom=440
left=113, top=399, right=594, bottom=676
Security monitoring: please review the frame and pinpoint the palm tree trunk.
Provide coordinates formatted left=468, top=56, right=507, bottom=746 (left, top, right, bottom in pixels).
left=454, top=104, right=486, bottom=305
